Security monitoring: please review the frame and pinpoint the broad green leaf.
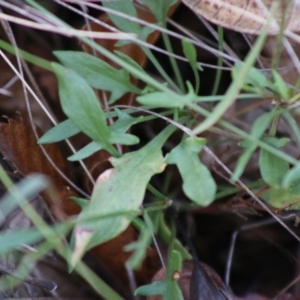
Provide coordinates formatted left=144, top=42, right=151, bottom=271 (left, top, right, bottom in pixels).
left=71, top=126, right=175, bottom=265
left=259, top=136, right=289, bottom=187
left=142, top=0, right=177, bottom=24
left=54, top=51, right=140, bottom=103
left=135, top=250, right=183, bottom=299
left=38, top=119, right=79, bottom=144
left=182, top=39, right=200, bottom=93
left=261, top=185, right=300, bottom=209
left=259, top=149, right=289, bottom=187
left=51, top=63, right=112, bottom=151
left=165, top=137, right=216, bottom=206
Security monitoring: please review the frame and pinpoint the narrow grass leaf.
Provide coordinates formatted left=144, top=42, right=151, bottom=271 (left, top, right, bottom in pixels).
left=137, top=92, right=184, bottom=108
left=0, top=174, right=49, bottom=222
left=0, top=229, right=39, bottom=253
left=192, top=28, right=268, bottom=134
left=166, top=137, right=216, bottom=206
left=51, top=63, right=111, bottom=149
left=54, top=51, right=140, bottom=103
left=71, top=126, right=175, bottom=264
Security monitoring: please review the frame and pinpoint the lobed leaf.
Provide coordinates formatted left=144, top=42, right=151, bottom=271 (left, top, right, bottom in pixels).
left=166, top=137, right=216, bottom=206
left=70, top=126, right=176, bottom=265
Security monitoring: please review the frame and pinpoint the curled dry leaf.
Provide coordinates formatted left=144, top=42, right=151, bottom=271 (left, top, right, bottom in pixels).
left=0, top=117, right=75, bottom=219
left=182, top=0, right=300, bottom=35
left=0, top=117, right=68, bottom=186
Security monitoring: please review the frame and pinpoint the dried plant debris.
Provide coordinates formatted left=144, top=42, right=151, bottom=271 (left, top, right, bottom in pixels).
left=0, top=117, right=68, bottom=186
left=182, top=0, right=300, bottom=34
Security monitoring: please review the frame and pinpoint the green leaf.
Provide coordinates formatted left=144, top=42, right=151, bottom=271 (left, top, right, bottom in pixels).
left=137, top=92, right=184, bottom=108
left=51, top=63, right=112, bottom=151
left=71, top=197, right=90, bottom=209
left=0, top=228, right=43, bottom=253
left=68, top=141, right=102, bottom=161
left=142, top=0, right=177, bottom=23
left=282, top=164, right=300, bottom=188
left=39, top=110, right=144, bottom=145
left=135, top=250, right=183, bottom=299
left=110, top=109, right=144, bottom=133
left=259, top=149, right=289, bottom=187
left=232, top=110, right=284, bottom=181
left=38, top=119, right=79, bottom=144
left=70, top=126, right=176, bottom=265
left=272, top=70, right=289, bottom=100
left=261, top=185, right=300, bottom=209
left=0, top=174, right=49, bottom=222
left=124, top=214, right=152, bottom=269
left=67, top=110, right=140, bottom=161
left=0, top=221, right=71, bottom=255
left=54, top=51, right=140, bottom=103
left=261, top=136, right=290, bottom=148
left=182, top=39, right=200, bottom=93
left=165, top=137, right=216, bottom=206
left=103, top=1, right=152, bottom=42
left=232, top=64, right=273, bottom=92
left=259, top=136, right=290, bottom=187
left=115, top=51, right=146, bottom=75
left=110, top=132, right=139, bottom=145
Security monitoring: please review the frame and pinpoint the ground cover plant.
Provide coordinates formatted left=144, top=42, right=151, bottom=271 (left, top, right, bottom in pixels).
left=0, top=0, right=300, bottom=299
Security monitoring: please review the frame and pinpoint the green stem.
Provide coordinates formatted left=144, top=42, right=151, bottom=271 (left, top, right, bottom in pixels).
left=162, top=31, right=185, bottom=92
